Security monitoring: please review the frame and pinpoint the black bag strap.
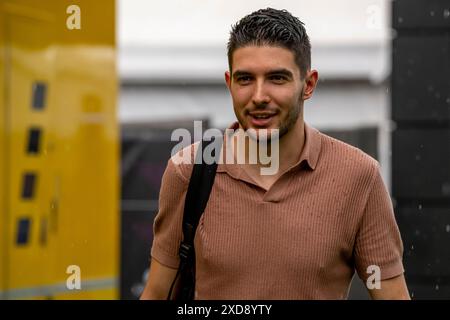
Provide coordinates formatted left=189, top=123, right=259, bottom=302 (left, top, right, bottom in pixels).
left=167, top=137, right=221, bottom=300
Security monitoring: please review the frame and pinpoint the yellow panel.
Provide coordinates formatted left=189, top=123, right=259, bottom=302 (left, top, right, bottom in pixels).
left=48, top=0, right=119, bottom=298
left=0, top=2, right=6, bottom=297
left=5, top=4, right=56, bottom=294
left=1, top=0, right=118, bottom=299
left=54, top=287, right=118, bottom=300
left=3, top=0, right=115, bottom=46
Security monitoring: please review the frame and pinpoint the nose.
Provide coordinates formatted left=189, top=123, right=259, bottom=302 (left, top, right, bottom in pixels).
left=252, top=80, right=271, bottom=106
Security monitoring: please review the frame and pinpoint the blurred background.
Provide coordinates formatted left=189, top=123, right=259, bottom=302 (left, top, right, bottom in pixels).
left=0, top=0, right=449, bottom=299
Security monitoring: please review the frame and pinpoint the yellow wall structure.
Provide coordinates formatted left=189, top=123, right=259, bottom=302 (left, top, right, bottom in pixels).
left=0, top=1, right=6, bottom=298
left=0, top=0, right=118, bottom=299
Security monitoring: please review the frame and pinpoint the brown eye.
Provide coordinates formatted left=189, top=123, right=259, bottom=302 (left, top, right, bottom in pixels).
left=270, top=75, right=287, bottom=83
left=237, top=76, right=252, bottom=84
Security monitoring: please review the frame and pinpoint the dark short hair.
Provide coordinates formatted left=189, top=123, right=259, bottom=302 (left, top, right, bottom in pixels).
left=227, top=8, right=311, bottom=79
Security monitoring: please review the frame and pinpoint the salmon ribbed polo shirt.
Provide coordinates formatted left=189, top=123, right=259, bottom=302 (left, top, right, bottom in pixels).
left=151, top=122, right=404, bottom=299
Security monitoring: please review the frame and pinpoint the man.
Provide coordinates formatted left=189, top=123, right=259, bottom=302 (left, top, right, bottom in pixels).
left=141, top=8, right=410, bottom=300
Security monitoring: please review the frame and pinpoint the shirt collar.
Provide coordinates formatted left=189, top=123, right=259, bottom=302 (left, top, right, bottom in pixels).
left=217, top=121, right=322, bottom=177
left=295, top=121, right=321, bottom=171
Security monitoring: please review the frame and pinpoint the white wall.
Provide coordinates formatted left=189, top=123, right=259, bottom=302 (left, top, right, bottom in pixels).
left=118, top=0, right=391, bottom=46
left=118, top=0, right=392, bottom=81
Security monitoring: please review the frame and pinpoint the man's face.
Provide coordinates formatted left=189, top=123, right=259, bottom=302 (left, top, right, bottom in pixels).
left=225, top=45, right=312, bottom=139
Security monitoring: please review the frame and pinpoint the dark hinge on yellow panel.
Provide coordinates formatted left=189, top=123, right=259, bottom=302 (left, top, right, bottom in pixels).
left=16, top=218, right=31, bottom=245
left=26, top=127, right=41, bottom=155
left=31, top=82, right=47, bottom=110
left=21, top=172, right=36, bottom=199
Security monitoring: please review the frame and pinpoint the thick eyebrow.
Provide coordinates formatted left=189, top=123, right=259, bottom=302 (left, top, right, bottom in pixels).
left=232, top=70, right=252, bottom=79
left=232, top=69, right=294, bottom=79
left=266, top=69, right=294, bottom=79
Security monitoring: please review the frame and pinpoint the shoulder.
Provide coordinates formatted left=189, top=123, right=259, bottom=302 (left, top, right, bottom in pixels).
left=318, top=132, right=379, bottom=184
left=166, top=141, right=200, bottom=183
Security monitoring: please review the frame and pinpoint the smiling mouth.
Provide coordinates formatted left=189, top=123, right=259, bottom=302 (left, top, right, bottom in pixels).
left=248, top=112, right=277, bottom=127
left=252, top=114, right=273, bottom=119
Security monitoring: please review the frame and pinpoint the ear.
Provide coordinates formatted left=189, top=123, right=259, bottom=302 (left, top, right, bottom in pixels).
left=302, top=70, right=319, bottom=100
left=225, top=71, right=231, bottom=90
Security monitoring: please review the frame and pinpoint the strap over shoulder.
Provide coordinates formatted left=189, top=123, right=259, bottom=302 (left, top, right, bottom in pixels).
left=168, top=137, right=222, bottom=300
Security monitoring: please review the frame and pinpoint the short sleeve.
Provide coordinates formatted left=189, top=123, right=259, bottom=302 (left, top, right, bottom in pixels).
left=354, top=163, right=405, bottom=281
left=150, top=158, right=190, bottom=269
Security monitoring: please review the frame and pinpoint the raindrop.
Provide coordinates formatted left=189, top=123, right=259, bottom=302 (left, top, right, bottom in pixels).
left=411, top=245, right=414, bottom=250
left=418, top=204, right=422, bottom=210
left=446, top=225, right=450, bottom=233
left=444, top=9, right=450, bottom=18
left=398, top=17, right=403, bottom=23
left=415, top=154, right=421, bottom=161
left=414, top=229, right=420, bottom=236
left=435, top=284, right=439, bottom=291
left=430, top=11, right=435, bottom=17
left=419, top=144, right=424, bottom=149
left=435, top=92, right=441, bottom=99
left=446, top=98, right=450, bottom=104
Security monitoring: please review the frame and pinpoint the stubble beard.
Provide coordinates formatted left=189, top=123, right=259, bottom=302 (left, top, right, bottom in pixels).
left=237, top=102, right=302, bottom=143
